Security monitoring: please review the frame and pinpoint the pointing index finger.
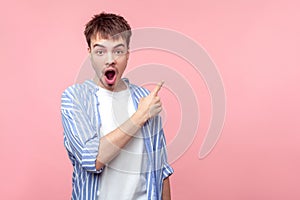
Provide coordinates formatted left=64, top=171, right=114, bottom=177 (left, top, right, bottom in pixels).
left=152, top=80, right=164, bottom=96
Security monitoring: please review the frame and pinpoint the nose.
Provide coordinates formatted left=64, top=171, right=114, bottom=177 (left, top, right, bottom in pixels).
left=105, top=52, right=116, bottom=65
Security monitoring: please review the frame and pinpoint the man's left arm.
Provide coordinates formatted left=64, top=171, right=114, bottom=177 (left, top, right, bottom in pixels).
left=154, top=116, right=173, bottom=199
left=162, top=177, right=171, bottom=200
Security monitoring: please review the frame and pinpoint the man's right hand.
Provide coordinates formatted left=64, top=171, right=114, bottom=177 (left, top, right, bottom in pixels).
left=96, top=81, right=165, bottom=169
left=134, top=81, right=164, bottom=126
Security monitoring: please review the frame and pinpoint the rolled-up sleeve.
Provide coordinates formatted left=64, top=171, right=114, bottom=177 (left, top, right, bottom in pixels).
left=159, top=130, right=174, bottom=180
left=153, top=116, right=174, bottom=180
left=61, top=89, right=102, bottom=173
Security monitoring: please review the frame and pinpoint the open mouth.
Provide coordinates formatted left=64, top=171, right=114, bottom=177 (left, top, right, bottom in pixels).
left=104, top=69, right=117, bottom=85
left=105, top=70, right=115, bottom=80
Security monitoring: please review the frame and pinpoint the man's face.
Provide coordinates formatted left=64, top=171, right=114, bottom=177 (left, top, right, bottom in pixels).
left=89, top=35, right=129, bottom=91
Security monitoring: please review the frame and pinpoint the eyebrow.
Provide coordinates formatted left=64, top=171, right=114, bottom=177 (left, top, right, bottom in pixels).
left=92, top=43, right=126, bottom=49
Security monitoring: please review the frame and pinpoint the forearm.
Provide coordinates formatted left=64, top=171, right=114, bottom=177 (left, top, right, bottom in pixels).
left=95, top=81, right=163, bottom=170
left=162, top=177, right=171, bottom=200
left=95, top=111, right=147, bottom=170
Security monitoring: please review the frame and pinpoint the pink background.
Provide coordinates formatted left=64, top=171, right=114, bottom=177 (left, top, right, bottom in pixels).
left=1, top=0, right=300, bottom=199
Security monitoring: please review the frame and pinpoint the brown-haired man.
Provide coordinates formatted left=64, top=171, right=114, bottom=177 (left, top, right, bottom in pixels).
left=61, top=13, right=173, bottom=200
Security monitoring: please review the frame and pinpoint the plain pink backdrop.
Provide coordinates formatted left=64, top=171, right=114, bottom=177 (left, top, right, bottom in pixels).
left=1, top=0, right=300, bottom=199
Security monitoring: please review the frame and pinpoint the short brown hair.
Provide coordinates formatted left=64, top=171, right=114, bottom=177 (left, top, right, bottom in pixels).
left=84, top=12, right=132, bottom=48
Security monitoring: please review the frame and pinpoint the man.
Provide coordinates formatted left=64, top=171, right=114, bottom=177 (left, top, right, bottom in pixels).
left=61, top=12, right=173, bottom=200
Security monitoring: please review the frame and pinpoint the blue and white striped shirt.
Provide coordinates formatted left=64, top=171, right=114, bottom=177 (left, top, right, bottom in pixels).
left=61, top=79, right=173, bottom=200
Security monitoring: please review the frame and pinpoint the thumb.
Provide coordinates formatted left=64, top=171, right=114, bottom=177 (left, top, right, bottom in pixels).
left=151, top=80, right=164, bottom=96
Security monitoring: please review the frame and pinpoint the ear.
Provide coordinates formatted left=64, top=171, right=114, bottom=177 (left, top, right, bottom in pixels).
left=87, top=47, right=91, bottom=53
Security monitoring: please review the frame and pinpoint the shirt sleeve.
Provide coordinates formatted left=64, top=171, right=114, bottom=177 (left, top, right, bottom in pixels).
left=61, top=88, right=102, bottom=173
left=160, top=130, right=174, bottom=180
left=153, top=116, right=174, bottom=180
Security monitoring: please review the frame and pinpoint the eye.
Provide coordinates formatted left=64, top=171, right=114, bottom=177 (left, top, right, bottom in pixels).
left=95, top=49, right=105, bottom=55
left=114, top=49, right=125, bottom=55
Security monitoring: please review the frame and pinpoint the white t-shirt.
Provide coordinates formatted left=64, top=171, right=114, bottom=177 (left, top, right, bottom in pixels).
left=96, top=87, right=147, bottom=200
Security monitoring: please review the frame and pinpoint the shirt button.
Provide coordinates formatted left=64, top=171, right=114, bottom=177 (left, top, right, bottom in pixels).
left=97, top=190, right=100, bottom=196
